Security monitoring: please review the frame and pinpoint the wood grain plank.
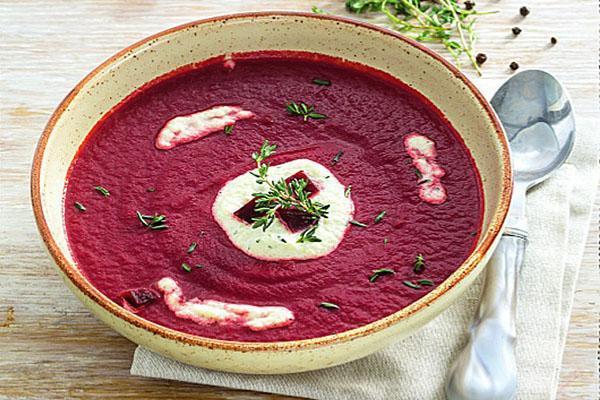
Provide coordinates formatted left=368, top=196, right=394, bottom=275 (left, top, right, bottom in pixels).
left=0, top=1, right=597, bottom=399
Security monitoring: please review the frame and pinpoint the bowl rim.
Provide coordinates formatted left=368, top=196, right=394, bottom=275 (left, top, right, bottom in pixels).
left=31, top=11, right=512, bottom=352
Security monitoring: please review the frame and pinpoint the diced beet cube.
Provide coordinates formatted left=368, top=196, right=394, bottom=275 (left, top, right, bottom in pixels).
left=277, top=207, right=317, bottom=232
left=285, top=171, right=319, bottom=196
left=234, top=198, right=260, bottom=224
left=119, top=288, right=159, bottom=310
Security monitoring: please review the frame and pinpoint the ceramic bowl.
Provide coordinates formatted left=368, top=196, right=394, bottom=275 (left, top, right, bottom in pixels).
left=31, top=12, right=511, bottom=374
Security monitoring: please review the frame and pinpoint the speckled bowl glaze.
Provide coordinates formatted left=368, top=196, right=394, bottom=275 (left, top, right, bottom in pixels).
left=31, top=12, right=512, bottom=374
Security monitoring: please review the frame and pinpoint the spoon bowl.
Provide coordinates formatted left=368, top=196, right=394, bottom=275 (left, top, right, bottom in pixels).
left=491, top=70, right=576, bottom=187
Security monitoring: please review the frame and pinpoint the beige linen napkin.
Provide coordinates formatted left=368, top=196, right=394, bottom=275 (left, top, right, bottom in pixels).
left=131, top=109, right=598, bottom=399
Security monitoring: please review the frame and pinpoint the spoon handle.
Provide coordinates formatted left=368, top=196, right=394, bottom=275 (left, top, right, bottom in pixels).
left=446, top=233, right=527, bottom=400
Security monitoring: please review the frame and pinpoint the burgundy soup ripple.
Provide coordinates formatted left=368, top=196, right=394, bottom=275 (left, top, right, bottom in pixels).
left=64, top=52, right=483, bottom=342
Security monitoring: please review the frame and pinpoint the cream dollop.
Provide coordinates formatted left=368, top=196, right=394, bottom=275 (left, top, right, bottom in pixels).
left=212, top=159, right=354, bottom=261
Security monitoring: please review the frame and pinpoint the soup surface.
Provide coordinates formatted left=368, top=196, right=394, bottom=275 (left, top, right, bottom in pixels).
left=64, top=52, right=483, bottom=342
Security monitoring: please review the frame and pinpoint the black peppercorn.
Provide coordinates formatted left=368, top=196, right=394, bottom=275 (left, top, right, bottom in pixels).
left=464, top=1, right=475, bottom=10
left=550, top=37, right=558, bottom=45
left=475, top=53, right=487, bottom=65
left=509, top=61, right=519, bottom=71
left=519, top=6, right=530, bottom=17
left=512, top=27, right=522, bottom=36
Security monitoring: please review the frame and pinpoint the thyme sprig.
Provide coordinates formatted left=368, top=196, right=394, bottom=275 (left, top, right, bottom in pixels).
left=345, top=0, right=496, bottom=75
left=369, top=268, right=396, bottom=282
left=286, top=101, right=327, bottom=121
left=413, top=253, right=426, bottom=273
left=249, top=141, right=330, bottom=241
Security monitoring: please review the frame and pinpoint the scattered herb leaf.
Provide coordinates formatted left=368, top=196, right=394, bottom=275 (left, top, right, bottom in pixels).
left=181, top=263, right=192, bottom=273
left=332, top=150, right=344, bottom=165
left=319, top=302, right=340, bottom=310
left=224, top=124, right=234, bottom=135
left=369, top=268, right=396, bottom=283
left=384, top=237, right=389, bottom=245
left=312, top=5, right=327, bottom=14
left=312, top=78, right=331, bottom=86
left=374, top=210, right=386, bottom=223
left=286, top=101, right=327, bottom=121
left=195, top=264, right=206, bottom=269
left=413, top=253, right=426, bottom=273
left=350, top=220, right=368, bottom=228
left=414, top=168, right=423, bottom=180
left=94, top=186, right=110, bottom=197
left=403, top=280, right=422, bottom=290
left=417, top=279, right=434, bottom=286
left=187, top=242, right=198, bottom=254
left=136, top=211, right=169, bottom=230
left=74, top=202, right=86, bottom=212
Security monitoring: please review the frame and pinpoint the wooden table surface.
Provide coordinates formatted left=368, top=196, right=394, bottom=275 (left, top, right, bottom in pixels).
left=1, top=1, right=597, bottom=399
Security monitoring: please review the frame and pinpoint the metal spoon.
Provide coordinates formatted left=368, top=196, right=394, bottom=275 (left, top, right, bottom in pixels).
left=446, top=70, right=576, bottom=400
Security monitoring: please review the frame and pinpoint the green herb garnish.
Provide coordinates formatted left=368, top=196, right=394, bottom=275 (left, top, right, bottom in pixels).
left=414, top=168, right=423, bottom=180
left=413, top=253, right=426, bottom=273
left=297, top=225, right=322, bottom=243
left=187, top=242, right=197, bottom=253
left=345, top=0, right=496, bottom=76
left=286, top=101, right=327, bottom=121
left=94, top=186, right=110, bottom=197
left=374, top=210, right=386, bottom=223
left=384, top=237, right=389, bottom=245
left=331, top=150, right=344, bottom=165
left=350, top=220, right=368, bottom=228
left=344, top=185, right=352, bottom=197
left=319, top=302, right=340, bottom=310
left=181, top=263, right=192, bottom=273
left=312, top=78, right=331, bottom=86
left=403, top=280, right=422, bottom=289
left=74, top=202, right=86, bottom=212
left=312, top=5, right=327, bottom=14
left=369, top=268, right=396, bottom=282
left=417, top=279, right=434, bottom=286
left=224, top=124, right=234, bottom=135
left=136, top=211, right=168, bottom=230
left=249, top=141, right=330, bottom=241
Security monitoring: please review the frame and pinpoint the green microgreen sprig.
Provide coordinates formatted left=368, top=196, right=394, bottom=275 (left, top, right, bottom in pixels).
left=286, top=101, right=327, bottom=122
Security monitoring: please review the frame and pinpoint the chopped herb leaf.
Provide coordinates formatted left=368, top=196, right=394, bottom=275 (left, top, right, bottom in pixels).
left=369, top=268, right=396, bottom=283
left=418, top=178, right=432, bottom=185
left=94, top=186, right=110, bottom=197
left=286, top=101, right=327, bottom=122
left=384, top=237, right=389, bottom=245
left=344, top=185, right=352, bottom=197
left=74, top=202, right=86, bottom=212
left=319, top=302, right=340, bottom=310
left=181, top=263, right=192, bottom=273
left=224, top=124, right=234, bottom=135
left=312, top=78, right=331, bottom=86
left=413, top=254, right=426, bottom=273
left=417, top=279, right=434, bottom=286
left=350, top=220, right=368, bottom=228
left=414, top=168, right=423, bottom=180
left=311, top=5, right=326, bottom=14
left=195, top=264, right=206, bottom=269
left=187, top=242, right=197, bottom=253
left=280, top=238, right=287, bottom=243
left=374, top=210, right=386, bottom=223
left=331, top=150, right=344, bottom=165
left=403, top=280, right=421, bottom=290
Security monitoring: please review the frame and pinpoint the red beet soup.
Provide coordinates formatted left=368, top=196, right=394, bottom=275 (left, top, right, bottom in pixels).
left=64, top=52, right=483, bottom=342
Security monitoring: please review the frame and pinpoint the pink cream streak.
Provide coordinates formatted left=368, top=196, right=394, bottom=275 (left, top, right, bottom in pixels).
left=157, top=277, right=295, bottom=331
left=404, top=133, right=448, bottom=204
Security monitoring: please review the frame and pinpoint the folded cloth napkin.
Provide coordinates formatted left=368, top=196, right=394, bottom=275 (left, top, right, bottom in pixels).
left=131, top=89, right=599, bottom=399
